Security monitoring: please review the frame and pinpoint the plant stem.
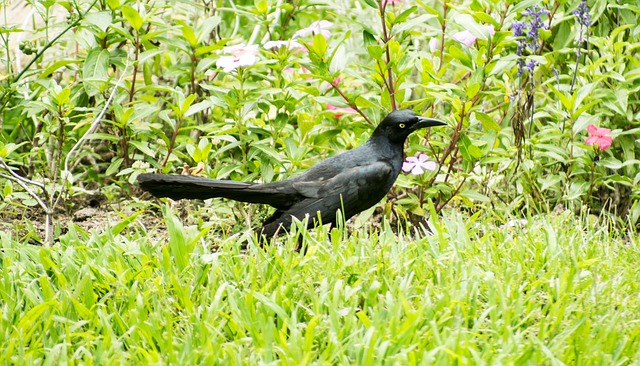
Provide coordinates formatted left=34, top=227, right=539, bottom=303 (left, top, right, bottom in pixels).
left=378, top=0, right=396, bottom=110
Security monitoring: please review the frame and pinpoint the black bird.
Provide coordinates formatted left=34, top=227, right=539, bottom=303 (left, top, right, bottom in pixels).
left=138, top=109, right=446, bottom=239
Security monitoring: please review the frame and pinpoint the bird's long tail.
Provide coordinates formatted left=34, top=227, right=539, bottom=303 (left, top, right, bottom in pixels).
left=137, top=173, right=297, bottom=208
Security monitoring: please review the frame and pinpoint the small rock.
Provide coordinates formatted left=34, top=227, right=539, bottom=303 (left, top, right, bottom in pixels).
left=73, top=207, right=99, bottom=222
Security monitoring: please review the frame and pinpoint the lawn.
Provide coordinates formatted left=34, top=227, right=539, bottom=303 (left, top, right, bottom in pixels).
left=2, top=208, right=639, bottom=364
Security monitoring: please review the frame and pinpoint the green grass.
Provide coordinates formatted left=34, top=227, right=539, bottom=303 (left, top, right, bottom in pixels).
left=1, top=208, right=639, bottom=365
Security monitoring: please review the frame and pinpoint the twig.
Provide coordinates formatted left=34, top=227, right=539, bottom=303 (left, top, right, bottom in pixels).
left=378, top=0, right=396, bottom=110
left=56, top=59, right=131, bottom=211
left=329, top=80, right=373, bottom=126
left=0, top=159, right=51, bottom=244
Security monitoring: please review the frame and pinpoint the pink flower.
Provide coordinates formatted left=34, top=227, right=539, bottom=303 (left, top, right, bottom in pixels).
left=321, top=75, right=343, bottom=89
left=283, top=66, right=313, bottom=81
left=216, top=44, right=259, bottom=72
left=585, top=124, right=613, bottom=150
left=453, top=25, right=495, bottom=47
left=326, top=104, right=356, bottom=118
left=402, top=154, right=436, bottom=175
left=293, top=20, right=333, bottom=39
left=487, top=25, right=496, bottom=36
left=453, top=30, right=477, bottom=47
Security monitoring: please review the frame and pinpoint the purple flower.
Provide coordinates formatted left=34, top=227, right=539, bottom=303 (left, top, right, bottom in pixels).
left=512, top=4, right=550, bottom=76
left=573, top=0, right=591, bottom=48
left=402, top=154, right=436, bottom=175
left=573, top=1, right=591, bottom=27
left=522, top=5, right=550, bottom=17
left=512, top=21, right=525, bottom=38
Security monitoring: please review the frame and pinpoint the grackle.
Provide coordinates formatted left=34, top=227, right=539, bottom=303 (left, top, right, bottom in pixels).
left=138, top=109, right=446, bottom=240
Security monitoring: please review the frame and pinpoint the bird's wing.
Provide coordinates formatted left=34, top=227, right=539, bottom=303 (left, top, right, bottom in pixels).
left=294, top=161, right=393, bottom=199
left=259, top=161, right=394, bottom=236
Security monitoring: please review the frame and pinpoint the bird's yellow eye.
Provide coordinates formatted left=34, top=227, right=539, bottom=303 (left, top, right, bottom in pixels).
left=399, top=123, right=406, bottom=128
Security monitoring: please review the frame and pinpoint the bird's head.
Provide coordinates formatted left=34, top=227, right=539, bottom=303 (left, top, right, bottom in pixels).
left=371, top=109, right=447, bottom=144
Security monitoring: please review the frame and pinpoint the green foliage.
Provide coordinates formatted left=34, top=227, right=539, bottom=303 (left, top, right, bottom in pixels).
left=1, top=210, right=639, bottom=363
left=1, top=0, right=638, bottom=230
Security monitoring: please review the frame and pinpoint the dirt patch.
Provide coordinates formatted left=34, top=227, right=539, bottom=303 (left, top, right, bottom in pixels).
left=1, top=199, right=167, bottom=245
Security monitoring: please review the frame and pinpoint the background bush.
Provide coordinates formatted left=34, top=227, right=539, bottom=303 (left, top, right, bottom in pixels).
left=0, top=0, right=638, bottom=239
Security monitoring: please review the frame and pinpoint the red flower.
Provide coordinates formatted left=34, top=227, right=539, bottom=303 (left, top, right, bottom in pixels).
left=326, top=104, right=356, bottom=118
left=585, top=124, right=612, bottom=150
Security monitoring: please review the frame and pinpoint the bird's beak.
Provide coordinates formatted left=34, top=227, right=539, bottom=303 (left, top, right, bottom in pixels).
left=413, top=116, right=447, bottom=130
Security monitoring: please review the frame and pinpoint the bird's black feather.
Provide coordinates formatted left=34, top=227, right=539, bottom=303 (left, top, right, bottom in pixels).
left=137, top=109, right=446, bottom=240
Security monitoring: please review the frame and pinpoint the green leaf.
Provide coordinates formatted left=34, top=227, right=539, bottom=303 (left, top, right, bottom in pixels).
left=0, top=142, right=21, bottom=158
left=0, top=26, right=23, bottom=34
left=40, top=59, right=80, bottom=78
left=459, top=189, right=490, bottom=203
left=83, top=11, right=112, bottom=32
left=311, top=33, right=328, bottom=57
left=363, top=0, right=378, bottom=8
left=164, top=207, right=190, bottom=271
left=83, top=48, right=110, bottom=96
left=475, top=112, right=501, bottom=132
left=466, top=82, right=481, bottom=99
left=55, top=87, right=72, bottom=106
left=105, top=157, right=124, bottom=176
left=366, top=44, right=384, bottom=61
left=459, top=134, right=484, bottom=161
left=83, top=48, right=110, bottom=80
left=448, top=44, right=472, bottom=70
left=180, top=23, right=197, bottom=47
left=196, top=16, right=221, bottom=44
left=106, top=0, right=120, bottom=10
left=121, top=5, right=143, bottom=31
left=181, top=94, right=197, bottom=115
left=255, top=0, right=268, bottom=14
left=473, top=12, right=499, bottom=27
left=108, top=210, right=142, bottom=237
left=393, top=6, right=417, bottom=24
left=3, top=180, right=12, bottom=197
left=455, top=14, right=490, bottom=40
left=362, top=29, right=377, bottom=47
left=549, top=85, right=573, bottom=112
left=185, top=99, right=217, bottom=118
left=553, top=21, right=572, bottom=50
left=128, top=141, right=158, bottom=157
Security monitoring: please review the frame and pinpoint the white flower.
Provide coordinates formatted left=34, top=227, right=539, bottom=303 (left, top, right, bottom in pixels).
left=216, top=44, right=259, bottom=72
left=263, top=40, right=303, bottom=50
left=293, top=20, right=333, bottom=39
left=429, top=37, right=440, bottom=52
left=402, top=153, right=436, bottom=175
